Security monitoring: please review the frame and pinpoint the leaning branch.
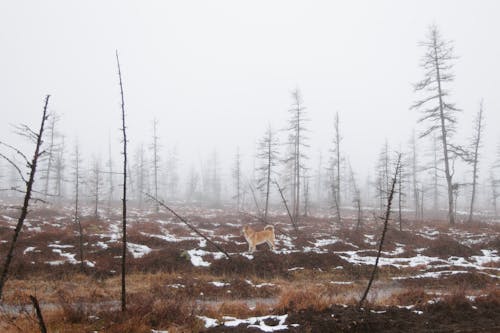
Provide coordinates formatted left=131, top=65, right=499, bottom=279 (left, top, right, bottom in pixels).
left=0, top=152, right=28, bottom=183
left=358, top=153, right=401, bottom=309
left=273, top=180, right=298, bottom=233
left=145, top=193, right=231, bottom=259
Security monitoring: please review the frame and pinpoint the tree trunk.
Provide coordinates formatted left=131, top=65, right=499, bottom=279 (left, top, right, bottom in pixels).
left=0, top=95, right=50, bottom=299
left=116, top=50, right=128, bottom=312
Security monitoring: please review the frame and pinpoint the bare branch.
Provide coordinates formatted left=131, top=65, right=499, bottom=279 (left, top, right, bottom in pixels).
left=0, top=153, right=28, bottom=183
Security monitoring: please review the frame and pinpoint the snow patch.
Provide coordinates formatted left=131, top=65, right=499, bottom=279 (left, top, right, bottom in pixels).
left=127, top=243, right=152, bottom=258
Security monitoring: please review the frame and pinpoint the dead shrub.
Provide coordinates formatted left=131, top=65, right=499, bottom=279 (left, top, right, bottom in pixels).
left=422, top=236, right=480, bottom=258
left=386, top=288, right=431, bottom=307
left=217, top=301, right=252, bottom=318
left=276, top=284, right=332, bottom=312
left=57, top=289, right=93, bottom=324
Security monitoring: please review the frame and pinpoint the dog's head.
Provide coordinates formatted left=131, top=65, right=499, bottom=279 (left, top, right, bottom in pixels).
left=241, top=225, right=250, bottom=236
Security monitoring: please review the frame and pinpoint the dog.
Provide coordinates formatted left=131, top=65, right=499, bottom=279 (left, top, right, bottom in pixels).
left=242, top=225, right=275, bottom=253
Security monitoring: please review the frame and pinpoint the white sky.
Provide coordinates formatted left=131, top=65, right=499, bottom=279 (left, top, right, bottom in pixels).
left=1, top=0, right=499, bottom=183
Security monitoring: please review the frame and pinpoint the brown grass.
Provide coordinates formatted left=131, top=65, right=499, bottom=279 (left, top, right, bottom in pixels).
left=275, top=283, right=334, bottom=312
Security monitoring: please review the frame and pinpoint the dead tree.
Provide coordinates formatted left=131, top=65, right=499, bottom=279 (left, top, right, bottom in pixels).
left=53, top=135, right=66, bottom=203
left=0, top=95, right=50, bottom=300
left=490, top=168, right=499, bottom=218
left=274, top=180, right=298, bottom=233
left=397, top=155, right=406, bottom=231
left=430, top=133, right=440, bottom=214
left=359, top=153, right=401, bottom=309
left=116, top=50, right=128, bottom=312
left=72, top=142, right=85, bottom=272
left=409, top=132, right=421, bottom=220
left=150, top=119, right=161, bottom=212
left=332, top=112, right=342, bottom=210
left=90, top=155, right=103, bottom=218
left=285, top=88, right=309, bottom=224
left=348, top=161, right=362, bottom=230
left=412, top=25, right=460, bottom=225
left=328, top=118, right=343, bottom=225
left=29, top=295, right=47, bottom=333
left=256, top=125, right=279, bottom=221
left=302, top=169, right=310, bottom=217
left=166, top=146, right=179, bottom=200
left=232, top=148, right=242, bottom=211
left=210, top=150, right=222, bottom=207
left=41, top=112, right=60, bottom=199
left=466, top=101, right=484, bottom=223
left=106, top=136, right=115, bottom=215
left=375, top=141, right=390, bottom=212
left=134, top=144, right=147, bottom=209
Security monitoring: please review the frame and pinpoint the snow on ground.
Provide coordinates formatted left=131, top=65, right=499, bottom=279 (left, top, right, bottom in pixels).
left=417, top=227, right=440, bottom=240
left=187, top=249, right=212, bottom=267
left=48, top=248, right=77, bottom=265
left=23, top=246, right=37, bottom=254
left=337, top=249, right=500, bottom=274
left=245, top=279, right=276, bottom=288
left=199, top=314, right=291, bottom=332
left=315, top=237, right=341, bottom=247
left=127, top=243, right=152, bottom=258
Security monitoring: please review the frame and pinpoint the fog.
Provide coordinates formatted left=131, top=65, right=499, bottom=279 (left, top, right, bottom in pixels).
left=1, top=1, right=499, bottom=211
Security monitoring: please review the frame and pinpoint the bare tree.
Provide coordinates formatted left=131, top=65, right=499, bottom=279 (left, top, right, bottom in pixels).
left=232, top=147, right=242, bottom=211
left=397, top=154, right=407, bottom=231
left=284, top=88, right=309, bottom=224
left=328, top=113, right=342, bottom=223
left=490, top=168, right=499, bottom=218
left=71, top=142, right=85, bottom=272
left=359, top=153, right=401, bottom=309
left=348, top=161, right=362, bottom=230
left=134, top=144, right=148, bottom=209
left=0, top=95, right=50, bottom=299
left=166, top=146, right=179, bottom=200
left=375, top=140, right=390, bottom=211
left=150, top=119, right=161, bottom=212
left=302, top=169, right=311, bottom=217
left=412, top=25, right=460, bottom=225
left=53, top=135, right=66, bottom=203
left=409, top=132, right=421, bottom=220
left=430, top=133, right=441, bottom=214
left=332, top=112, right=342, bottom=208
left=466, top=100, right=485, bottom=223
left=314, top=151, right=324, bottom=207
left=89, top=155, right=103, bottom=218
left=41, top=112, right=60, bottom=199
left=256, top=125, right=279, bottom=221
left=186, top=165, right=199, bottom=203
left=116, top=50, right=128, bottom=312
left=106, top=136, right=115, bottom=215
left=209, top=150, right=221, bottom=207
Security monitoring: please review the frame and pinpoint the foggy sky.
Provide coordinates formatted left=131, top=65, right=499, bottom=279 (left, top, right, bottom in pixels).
left=1, top=0, right=499, bottom=184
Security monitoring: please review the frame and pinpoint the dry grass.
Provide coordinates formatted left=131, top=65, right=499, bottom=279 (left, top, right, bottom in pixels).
left=275, top=283, right=334, bottom=312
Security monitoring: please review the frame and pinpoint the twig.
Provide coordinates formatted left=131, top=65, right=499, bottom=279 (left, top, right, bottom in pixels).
left=0, top=141, right=30, bottom=164
left=0, top=152, right=28, bottom=183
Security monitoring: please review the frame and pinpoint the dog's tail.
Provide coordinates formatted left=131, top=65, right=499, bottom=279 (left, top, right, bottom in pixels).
left=264, top=225, right=275, bottom=232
